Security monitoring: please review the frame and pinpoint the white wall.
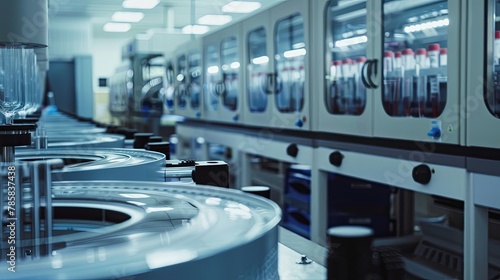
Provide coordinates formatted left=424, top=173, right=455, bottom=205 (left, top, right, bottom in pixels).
left=91, top=37, right=130, bottom=90
left=48, top=16, right=92, bottom=60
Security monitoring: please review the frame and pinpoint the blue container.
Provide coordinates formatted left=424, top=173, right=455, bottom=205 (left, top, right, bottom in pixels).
left=284, top=165, right=311, bottom=203
left=282, top=204, right=310, bottom=239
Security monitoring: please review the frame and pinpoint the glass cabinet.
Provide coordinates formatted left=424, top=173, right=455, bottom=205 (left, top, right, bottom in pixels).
left=175, top=53, right=188, bottom=110
left=172, top=39, right=203, bottom=119
left=467, top=0, right=500, bottom=149
left=203, top=42, right=219, bottom=115
left=315, top=0, right=462, bottom=144
left=163, top=60, right=175, bottom=114
left=374, top=0, right=461, bottom=144
left=316, top=0, right=372, bottom=137
left=202, top=24, right=243, bottom=124
left=242, top=0, right=310, bottom=130
left=187, top=48, right=202, bottom=117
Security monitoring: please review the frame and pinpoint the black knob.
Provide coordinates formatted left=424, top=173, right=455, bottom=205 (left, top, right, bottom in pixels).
left=329, top=151, right=344, bottom=167
left=286, top=143, right=299, bottom=157
left=412, top=164, right=432, bottom=185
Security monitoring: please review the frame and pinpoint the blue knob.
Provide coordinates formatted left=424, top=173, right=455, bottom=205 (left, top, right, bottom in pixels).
left=427, top=127, right=441, bottom=140
left=195, top=112, right=201, bottom=118
left=295, top=119, right=303, bottom=128
left=233, top=114, right=239, bottom=122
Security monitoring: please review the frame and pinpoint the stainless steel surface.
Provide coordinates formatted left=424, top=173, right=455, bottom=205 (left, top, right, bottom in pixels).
left=1, top=146, right=14, bottom=162
left=15, top=148, right=166, bottom=181
left=1, top=181, right=281, bottom=279
left=0, top=0, right=48, bottom=47
left=278, top=243, right=327, bottom=280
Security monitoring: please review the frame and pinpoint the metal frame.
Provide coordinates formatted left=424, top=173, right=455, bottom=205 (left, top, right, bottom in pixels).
left=466, top=0, right=500, bottom=149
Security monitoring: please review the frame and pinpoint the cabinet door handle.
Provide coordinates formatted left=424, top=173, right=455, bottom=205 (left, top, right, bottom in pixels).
left=215, top=81, right=225, bottom=96
left=367, top=59, right=378, bottom=89
left=265, top=73, right=282, bottom=94
left=361, top=60, right=372, bottom=89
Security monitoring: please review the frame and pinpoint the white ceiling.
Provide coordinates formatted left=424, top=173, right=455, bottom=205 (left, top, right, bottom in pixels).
left=48, top=0, right=286, bottom=39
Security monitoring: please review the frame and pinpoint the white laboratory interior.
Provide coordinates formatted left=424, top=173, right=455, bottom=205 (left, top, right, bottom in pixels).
left=0, top=0, right=499, bottom=279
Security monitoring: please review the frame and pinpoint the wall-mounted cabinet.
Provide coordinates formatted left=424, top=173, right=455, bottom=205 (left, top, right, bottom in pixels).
left=241, top=0, right=311, bottom=130
left=202, top=24, right=244, bottom=124
left=313, top=0, right=464, bottom=144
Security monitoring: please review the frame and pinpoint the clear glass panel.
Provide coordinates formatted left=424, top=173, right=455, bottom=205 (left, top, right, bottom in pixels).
left=325, top=1, right=367, bottom=115
left=489, top=0, right=500, bottom=118
left=275, top=14, right=306, bottom=113
left=221, top=37, right=239, bottom=111
left=164, top=62, right=175, bottom=111
left=383, top=0, right=448, bottom=118
left=188, top=50, right=201, bottom=110
left=247, top=27, right=268, bottom=113
left=204, top=43, right=219, bottom=112
left=176, top=54, right=188, bottom=109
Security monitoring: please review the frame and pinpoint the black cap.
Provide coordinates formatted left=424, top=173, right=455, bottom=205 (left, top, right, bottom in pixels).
left=146, top=141, right=170, bottom=160
left=134, top=132, right=154, bottom=149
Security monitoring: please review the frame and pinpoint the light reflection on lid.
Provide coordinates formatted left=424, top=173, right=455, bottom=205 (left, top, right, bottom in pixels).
left=119, top=193, right=150, bottom=199
left=205, top=197, right=221, bottom=205
left=145, top=207, right=174, bottom=213
left=146, top=249, right=198, bottom=269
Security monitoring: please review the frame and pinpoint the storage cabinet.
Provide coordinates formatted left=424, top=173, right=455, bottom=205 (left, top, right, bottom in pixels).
left=241, top=0, right=311, bottom=130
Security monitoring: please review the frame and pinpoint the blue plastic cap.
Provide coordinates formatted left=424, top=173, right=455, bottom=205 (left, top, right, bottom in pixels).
left=427, top=127, right=441, bottom=139
left=295, top=119, right=303, bottom=127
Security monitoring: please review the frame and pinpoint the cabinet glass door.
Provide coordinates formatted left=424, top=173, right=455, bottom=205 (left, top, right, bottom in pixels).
left=489, top=0, right=500, bottom=118
left=176, top=54, right=188, bottom=109
left=188, top=49, right=201, bottom=111
left=204, top=43, right=220, bottom=112
left=374, top=0, right=460, bottom=144
left=274, top=14, right=305, bottom=114
left=467, top=0, right=500, bottom=148
left=382, top=0, right=448, bottom=118
left=247, top=27, right=268, bottom=113
left=316, top=0, right=372, bottom=136
left=164, top=61, right=175, bottom=112
left=325, top=0, right=368, bottom=116
left=220, top=37, right=239, bottom=111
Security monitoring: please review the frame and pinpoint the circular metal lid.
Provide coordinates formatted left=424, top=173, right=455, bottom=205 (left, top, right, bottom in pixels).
left=15, top=148, right=166, bottom=181
left=4, top=181, right=281, bottom=279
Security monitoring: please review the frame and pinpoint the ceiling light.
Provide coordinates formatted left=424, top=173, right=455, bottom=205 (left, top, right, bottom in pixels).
left=404, top=18, right=449, bottom=33
left=252, top=56, right=269, bottom=65
left=334, top=35, right=367, bottom=48
left=207, top=66, right=219, bottom=74
left=122, top=0, right=159, bottom=9
left=222, top=1, right=262, bottom=13
left=230, top=62, right=240, bottom=69
left=198, top=15, right=233, bottom=26
left=103, top=22, right=131, bottom=32
left=182, top=25, right=210, bottom=35
left=112, top=11, right=144, bottom=22
left=283, top=48, right=306, bottom=58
